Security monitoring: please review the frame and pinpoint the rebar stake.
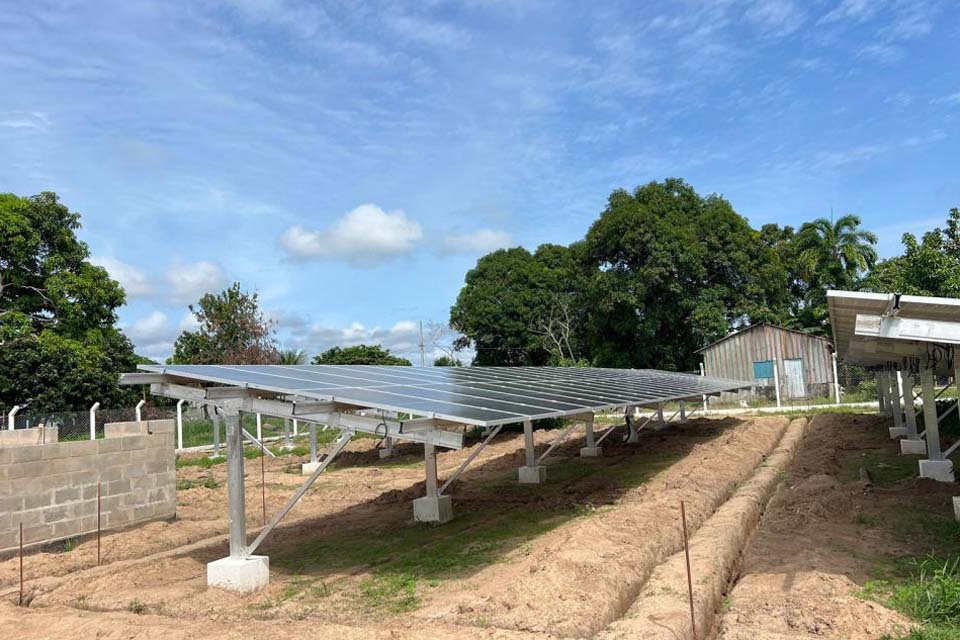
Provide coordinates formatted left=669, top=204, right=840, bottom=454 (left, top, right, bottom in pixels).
left=97, top=481, right=102, bottom=566
left=681, top=500, right=696, bottom=640
left=18, top=522, right=24, bottom=606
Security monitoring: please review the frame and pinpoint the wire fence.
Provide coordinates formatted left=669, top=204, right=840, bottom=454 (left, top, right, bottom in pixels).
left=0, top=402, right=301, bottom=449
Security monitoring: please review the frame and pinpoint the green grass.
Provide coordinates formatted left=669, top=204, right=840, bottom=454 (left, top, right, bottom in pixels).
left=268, top=450, right=679, bottom=614
left=841, top=449, right=920, bottom=487
left=176, top=476, right=219, bottom=490
left=868, top=557, right=960, bottom=639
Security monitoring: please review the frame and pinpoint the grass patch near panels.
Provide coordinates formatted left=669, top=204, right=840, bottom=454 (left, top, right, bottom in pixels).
left=269, top=448, right=680, bottom=614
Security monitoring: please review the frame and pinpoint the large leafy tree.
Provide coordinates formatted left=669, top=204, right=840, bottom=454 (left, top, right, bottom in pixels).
left=581, top=179, right=789, bottom=369
left=864, top=208, right=960, bottom=297
left=450, top=243, right=589, bottom=365
left=170, top=283, right=278, bottom=364
left=0, top=192, right=140, bottom=411
left=312, top=344, right=411, bottom=365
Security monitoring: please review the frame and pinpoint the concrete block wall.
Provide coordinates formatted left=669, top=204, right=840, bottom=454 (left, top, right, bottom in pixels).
left=0, top=420, right=176, bottom=553
left=0, top=426, right=59, bottom=448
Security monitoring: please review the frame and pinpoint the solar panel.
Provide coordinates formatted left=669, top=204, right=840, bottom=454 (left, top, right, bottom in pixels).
left=138, top=364, right=751, bottom=427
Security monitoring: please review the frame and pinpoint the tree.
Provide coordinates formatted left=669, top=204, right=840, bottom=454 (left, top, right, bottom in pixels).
left=170, top=283, right=278, bottom=364
left=433, top=355, right=462, bottom=366
left=0, top=192, right=140, bottom=412
left=581, top=179, right=788, bottom=369
left=450, top=244, right=589, bottom=365
left=864, top=208, right=960, bottom=297
left=278, top=348, right=307, bottom=365
left=792, top=214, right=878, bottom=332
left=312, top=344, right=411, bottom=365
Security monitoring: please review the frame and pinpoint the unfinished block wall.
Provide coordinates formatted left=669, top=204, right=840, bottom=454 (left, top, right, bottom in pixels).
left=0, top=420, right=176, bottom=553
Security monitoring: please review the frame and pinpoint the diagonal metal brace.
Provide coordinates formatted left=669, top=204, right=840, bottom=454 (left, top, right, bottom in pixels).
left=536, top=420, right=580, bottom=465
left=245, top=431, right=354, bottom=556
left=242, top=428, right=277, bottom=458
left=439, top=425, right=503, bottom=495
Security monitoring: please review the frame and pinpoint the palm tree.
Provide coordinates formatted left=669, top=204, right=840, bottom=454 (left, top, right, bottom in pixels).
left=796, top=214, right=878, bottom=289
left=278, top=348, right=306, bottom=365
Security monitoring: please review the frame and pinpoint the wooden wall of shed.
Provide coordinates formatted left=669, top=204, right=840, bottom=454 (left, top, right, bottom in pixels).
left=702, top=325, right=834, bottom=400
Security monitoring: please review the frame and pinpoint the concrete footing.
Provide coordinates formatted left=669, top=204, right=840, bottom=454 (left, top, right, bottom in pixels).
left=953, top=497, right=960, bottom=522
left=207, top=555, right=269, bottom=593
left=580, top=446, right=603, bottom=458
left=888, top=427, right=908, bottom=439
left=900, top=439, right=927, bottom=456
left=626, top=431, right=640, bottom=443
left=379, top=447, right=395, bottom=459
left=413, top=495, right=453, bottom=523
left=301, top=461, right=321, bottom=475
left=518, top=465, right=546, bottom=484
left=919, top=459, right=955, bottom=483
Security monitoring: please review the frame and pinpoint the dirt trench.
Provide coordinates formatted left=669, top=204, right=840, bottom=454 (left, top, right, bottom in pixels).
left=412, top=416, right=790, bottom=637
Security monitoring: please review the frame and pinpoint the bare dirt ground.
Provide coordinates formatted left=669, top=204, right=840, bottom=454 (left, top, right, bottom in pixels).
left=717, top=412, right=959, bottom=640
left=3, top=412, right=936, bottom=640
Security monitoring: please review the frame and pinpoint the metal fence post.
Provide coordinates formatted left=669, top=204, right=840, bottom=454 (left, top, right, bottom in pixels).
left=89, top=402, right=100, bottom=440
left=176, top=399, right=185, bottom=451
left=772, top=360, right=782, bottom=409
left=135, top=399, right=146, bottom=423
left=699, top=363, right=707, bottom=412
left=8, top=405, right=22, bottom=430
left=256, top=413, right=263, bottom=442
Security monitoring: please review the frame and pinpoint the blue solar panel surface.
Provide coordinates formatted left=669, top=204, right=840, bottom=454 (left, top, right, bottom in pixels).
left=140, top=364, right=751, bottom=426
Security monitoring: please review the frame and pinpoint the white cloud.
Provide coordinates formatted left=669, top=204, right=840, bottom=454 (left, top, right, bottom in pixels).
left=90, top=256, right=153, bottom=298
left=179, top=311, right=201, bottom=333
left=857, top=43, right=904, bottom=64
left=165, top=260, right=228, bottom=304
left=127, top=311, right=171, bottom=343
left=0, top=111, right=50, bottom=130
left=441, top=229, right=513, bottom=255
left=284, top=319, right=423, bottom=359
left=278, top=204, right=423, bottom=266
left=818, top=0, right=880, bottom=24
left=943, top=91, right=960, bottom=106
left=386, top=13, right=472, bottom=48
left=744, top=0, right=806, bottom=37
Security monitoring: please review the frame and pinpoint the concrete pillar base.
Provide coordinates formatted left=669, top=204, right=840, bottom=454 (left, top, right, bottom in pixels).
left=953, top=497, right=960, bottom=522
left=379, top=447, right=395, bottom=459
left=518, top=465, right=546, bottom=484
left=900, top=439, right=927, bottom=456
left=626, top=431, right=640, bottom=443
left=413, top=495, right=453, bottom=523
left=301, top=461, right=321, bottom=475
left=580, top=446, right=603, bottom=458
left=889, top=427, right=908, bottom=439
left=207, top=555, right=269, bottom=593
left=919, top=459, right=955, bottom=483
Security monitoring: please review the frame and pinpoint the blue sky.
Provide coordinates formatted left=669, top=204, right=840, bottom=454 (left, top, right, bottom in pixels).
left=2, top=0, right=958, bottom=363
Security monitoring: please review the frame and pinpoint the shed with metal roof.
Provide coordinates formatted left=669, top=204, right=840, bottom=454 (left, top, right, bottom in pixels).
left=698, top=322, right=835, bottom=401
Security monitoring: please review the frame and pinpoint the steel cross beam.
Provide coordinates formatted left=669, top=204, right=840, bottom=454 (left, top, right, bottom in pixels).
left=439, top=425, right=503, bottom=495
left=246, top=431, right=354, bottom=556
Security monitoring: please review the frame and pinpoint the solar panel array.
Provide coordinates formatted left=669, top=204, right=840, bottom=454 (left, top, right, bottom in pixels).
left=141, top=364, right=751, bottom=427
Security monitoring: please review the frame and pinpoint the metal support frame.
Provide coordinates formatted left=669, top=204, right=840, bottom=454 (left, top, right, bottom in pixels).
left=224, top=406, right=246, bottom=558
left=241, top=427, right=276, bottom=458
left=309, top=422, right=318, bottom=463
left=256, top=413, right=263, bottom=441
left=903, top=373, right=918, bottom=438
left=424, top=442, right=439, bottom=498
left=832, top=352, right=841, bottom=404
left=584, top=414, right=596, bottom=448
left=440, top=425, right=503, bottom=495
left=877, top=371, right=889, bottom=414
left=246, top=430, right=354, bottom=556
left=522, top=419, right=536, bottom=467
left=7, top=405, right=21, bottom=430
left=135, top=399, right=146, bottom=423
left=921, top=368, right=943, bottom=460
left=536, top=420, right=580, bottom=465
left=891, top=370, right=904, bottom=432
left=680, top=401, right=687, bottom=423
left=211, top=409, right=222, bottom=457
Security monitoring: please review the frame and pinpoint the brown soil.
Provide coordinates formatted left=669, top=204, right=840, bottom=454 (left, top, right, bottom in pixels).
left=717, top=412, right=958, bottom=640
left=2, top=412, right=937, bottom=640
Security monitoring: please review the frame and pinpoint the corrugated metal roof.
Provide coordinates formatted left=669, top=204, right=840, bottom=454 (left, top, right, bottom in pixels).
left=696, top=322, right=831, bottom=354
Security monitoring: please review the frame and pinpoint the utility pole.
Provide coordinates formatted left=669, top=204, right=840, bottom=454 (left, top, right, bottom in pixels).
left=418, top=320, right=426, bottom=367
